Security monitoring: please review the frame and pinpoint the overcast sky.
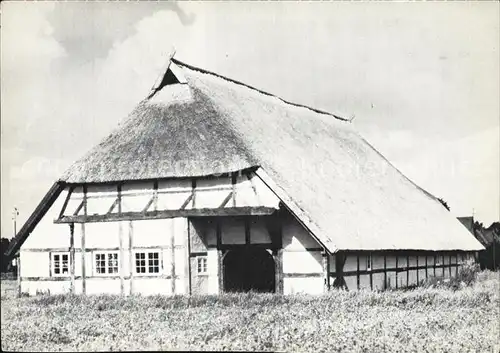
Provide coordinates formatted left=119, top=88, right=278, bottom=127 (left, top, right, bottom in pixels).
left=1, top=1, right=499, bottom=238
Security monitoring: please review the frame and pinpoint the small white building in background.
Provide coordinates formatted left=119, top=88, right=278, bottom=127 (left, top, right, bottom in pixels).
left=5, top=56, right=484, bottom=296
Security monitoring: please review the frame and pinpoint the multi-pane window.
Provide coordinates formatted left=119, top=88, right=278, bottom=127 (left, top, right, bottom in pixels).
left=135, top=251, right=160, bottom=274
left=197, top=256, right=207, bottom=274
left=94, top=252, right=119, bottom=275
left=52, top=253, right=70, bottom=276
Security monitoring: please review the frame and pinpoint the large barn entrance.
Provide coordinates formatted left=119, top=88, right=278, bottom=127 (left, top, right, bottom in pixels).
left=223, top=248, right=276, bottom=293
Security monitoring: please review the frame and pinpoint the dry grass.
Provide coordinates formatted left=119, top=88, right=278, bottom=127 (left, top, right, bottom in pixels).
left=1, top=271, right=499, bottom=352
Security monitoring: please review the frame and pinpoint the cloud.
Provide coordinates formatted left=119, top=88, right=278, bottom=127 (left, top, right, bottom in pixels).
left=1, top=2, right=498, bottom=237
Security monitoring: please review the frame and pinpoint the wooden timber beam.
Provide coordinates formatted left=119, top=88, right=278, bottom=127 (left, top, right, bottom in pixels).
left=231, top=173, right=237, bottom=207
left=73, top=200, right=84, bottom=216
left=106, top=198, right=119, bottom=214
left=180, top=193, right=194, bottom=210
left=142, top=196, right=155, bottom=213
left=191, top=179, right=197, bottom=208
left=55, top=207, right=277, bottom=223
left=332, top=252, right=347, bottom=289
left=59, top=186, right=75, bottom=219
left=81, top=185, right=87, bottom=295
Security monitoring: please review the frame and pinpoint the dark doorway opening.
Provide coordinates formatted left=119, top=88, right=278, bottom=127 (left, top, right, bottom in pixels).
left=223, top=248, right=276, bottom=293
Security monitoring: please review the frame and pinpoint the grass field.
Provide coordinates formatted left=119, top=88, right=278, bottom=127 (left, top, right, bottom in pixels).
left=1, top=271, right=499, bottom=352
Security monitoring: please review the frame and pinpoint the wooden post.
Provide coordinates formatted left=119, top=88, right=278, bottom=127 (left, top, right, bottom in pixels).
left=333, top=253, right=346, bottom=289
left=191, top=179, right=197, bottom=208
left=231, top=173, right=237, bottom=207
left=356, top=254, right=360, bottom=290
left=416, top=255, right=419, bottom=284
left=383, top=254, right=387, bottom=290
left=81, top=185, right=87, bottom=295
left=322, top=252, right=330, bottom=292
left=442, top=254, right=445, bottom=277
left=69, top=223, right=75, bottom=294
left=406, top=255, right=409, bottom=287
left=369, top=252, right=373, bottom=290
left=425, top=255, right=428, bottom=280
left=153, top=180, right=158, bottom=212
left=129, top=220, right=134, bottom=295
left=171, top=220, right=176, bottom=294
left=216, top=219, right=223, bottom=293
left=119, top=221, right=124, bottom=295
left=433, top=254, right=437, bottom=277
left=186, top=220, right=192, bottom=295
left=274, top=249, right=283, bottom=294
left=16, top=254, right=21, bottom=297
left=448, top=254, right=452, bottom=278
left=218, top=250, right=224, bottom=294
left=395, top=256, right=398, bottom=289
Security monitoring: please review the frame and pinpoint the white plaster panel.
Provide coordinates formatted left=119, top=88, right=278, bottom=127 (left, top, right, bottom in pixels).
left=20, top=252, right=50, bottom=277
left=386, top=270, right=397, bottom=289
left=21, top=190, right=71, bottom=249
left=426, top=255, right=435, bottom=266
left=372, top=254, right=385, bottom=269
left=22, top=280, right=71, bottom=296
left=282, top=219, right=320, bottom=250
left=86, top=279, right=121, bottom=295
left=386, top=256, right=397, bottom=269
left=86, top=197, right=116, bottom=216
left=175, top=278, right=187, bottom=294
left=196, top=178, right=231, bottom=208
left=344, top=275, right=357, bottom=291
left=234, top=184, right=258, bottom=207
left=173, top=218, right=188, bottom=246
left=174, top=248, right=187, bottom=280
left=408, top=256, right=418, bottom=266
left=373, top=273, right=385, bottom=290
left=157, top=191, right=192, bottom=210
left=132, top=219, right=171, bottom=247
left=283, top=277, right=323, bottom=295
left=251, top=173, right=280, bottom=208
left=132, top=278, right=172, bottom=296
left=359, top=273, right=371, bottom=290
left=121, top=194, right=153, bottom=213
left=85, top=222, right=120, bottom=248
left=282, top=251, right=322, bottom=274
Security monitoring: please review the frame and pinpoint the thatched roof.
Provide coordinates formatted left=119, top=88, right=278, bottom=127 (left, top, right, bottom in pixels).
left=59, top=58, right=483, bottom=252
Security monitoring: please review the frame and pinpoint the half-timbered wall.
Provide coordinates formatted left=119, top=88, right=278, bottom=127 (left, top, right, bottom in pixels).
left=19, top=172, right=280, bottom=296
left=18, top=171, right=477, bottom=296
left=327, top=251, right=476, bottom=291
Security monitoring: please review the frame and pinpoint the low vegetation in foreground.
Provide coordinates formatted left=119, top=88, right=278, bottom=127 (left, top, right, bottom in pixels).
left=1, top=271, right=499, bottom=352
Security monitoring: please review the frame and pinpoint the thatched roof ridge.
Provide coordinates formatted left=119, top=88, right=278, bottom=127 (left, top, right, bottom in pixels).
left=57, top=56, right=484, bottom=252
left=171, top=58, right=350, bottom=123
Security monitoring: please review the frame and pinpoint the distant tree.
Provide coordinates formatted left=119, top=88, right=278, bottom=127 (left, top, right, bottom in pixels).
left=474, top=221, right=500, bottom=270
left=0, top=237, right=11, bottom=272
left=437, top=198, right=450, bottom=211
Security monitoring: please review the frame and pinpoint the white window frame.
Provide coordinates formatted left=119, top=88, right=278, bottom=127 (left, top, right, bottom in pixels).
left=133, top=250, right=162, bottom=276
left=51, top=252, right=70, bottom=277
left=197, top=256, right=208, bottom=275
left=93, top=251, right=120, bottom=276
